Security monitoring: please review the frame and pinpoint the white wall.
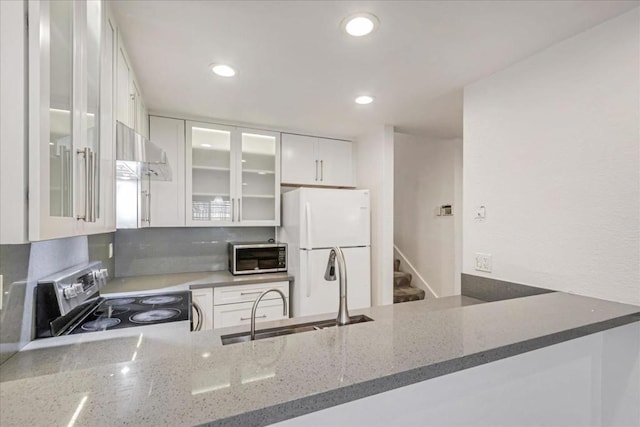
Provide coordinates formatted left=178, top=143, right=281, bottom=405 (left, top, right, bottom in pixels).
left=394, top=133, right=462, bottom=297
left=463, top=8, right=640, bottom=305
left=0, top=0, right=28, bottom=244
left=274, top=322, right=640, bottom=427
left=355, top=126, right=394, bottom=306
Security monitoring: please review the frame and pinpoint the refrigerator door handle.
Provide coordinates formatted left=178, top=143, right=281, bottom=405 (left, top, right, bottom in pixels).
left=304, top=202, right=313, bottom=298
left=305, top=202, right=312, bottom=249
left=306, top=250, right=312, bottom=298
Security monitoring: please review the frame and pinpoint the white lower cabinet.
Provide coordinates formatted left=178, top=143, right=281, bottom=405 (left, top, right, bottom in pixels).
left=213, top=299, right=289, bottom=329
left=210, top=281, right=290, bottom=330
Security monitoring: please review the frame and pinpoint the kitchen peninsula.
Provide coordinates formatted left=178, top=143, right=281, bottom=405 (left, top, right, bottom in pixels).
left=1, top=292, right=638, bottom=426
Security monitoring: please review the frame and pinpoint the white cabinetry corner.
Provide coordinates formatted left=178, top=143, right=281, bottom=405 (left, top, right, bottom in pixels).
left=281, top=133, right=354, bottom=188
left=186, top=121, right=281, bottom=227
left=28, top=0, right=116, bottom=241
left=149, top=116, right=186, bottom=227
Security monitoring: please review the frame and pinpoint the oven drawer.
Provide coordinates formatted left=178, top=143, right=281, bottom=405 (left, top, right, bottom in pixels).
left=213, top=281, right=289, bottom=306
left=213, top=299, right=289, bottom=329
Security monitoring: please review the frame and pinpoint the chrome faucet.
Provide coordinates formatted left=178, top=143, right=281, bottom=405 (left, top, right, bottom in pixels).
left=324, top=246, right=350, bottom=326
left=250, top=289, right=288, bottom=341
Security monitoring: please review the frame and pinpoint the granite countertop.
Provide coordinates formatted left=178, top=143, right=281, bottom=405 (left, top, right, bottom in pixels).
left=102, top=271, right=294, bottom=294
left=1, top=293, right=639, bottom=427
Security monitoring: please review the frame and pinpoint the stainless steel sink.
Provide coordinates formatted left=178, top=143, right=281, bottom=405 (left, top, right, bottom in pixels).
left=220, top=314, right=374, bottom=345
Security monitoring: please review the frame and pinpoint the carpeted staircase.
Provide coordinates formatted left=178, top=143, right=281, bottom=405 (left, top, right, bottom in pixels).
left=393, top=258, right=426, bottom=303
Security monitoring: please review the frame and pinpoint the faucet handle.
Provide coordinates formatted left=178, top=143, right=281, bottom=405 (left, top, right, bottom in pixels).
left=324, top=250, right=337, bottom=281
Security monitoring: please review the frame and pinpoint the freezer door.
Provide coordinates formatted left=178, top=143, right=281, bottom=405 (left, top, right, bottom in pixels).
left=299, top=189, right=370, bottom=249
left=293, top=247, right=371, bottom=318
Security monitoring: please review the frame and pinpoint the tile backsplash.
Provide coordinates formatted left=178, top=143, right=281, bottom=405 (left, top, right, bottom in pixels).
left=0, top=235, right=94, bottom=365
left=114, top=227, right=275, bottom=277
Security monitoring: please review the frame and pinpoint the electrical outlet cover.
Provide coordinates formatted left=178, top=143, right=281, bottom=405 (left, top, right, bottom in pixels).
left=475, top=253, right=492, bottom=272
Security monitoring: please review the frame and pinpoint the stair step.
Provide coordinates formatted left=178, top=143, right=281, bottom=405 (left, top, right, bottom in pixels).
left=393, top=285, right=426, bottom=304
left=393, top=271, right=412, bottom=288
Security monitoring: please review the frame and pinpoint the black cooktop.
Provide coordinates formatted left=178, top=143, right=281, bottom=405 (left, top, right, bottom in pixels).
left=68, top=291, right=191, bottom=335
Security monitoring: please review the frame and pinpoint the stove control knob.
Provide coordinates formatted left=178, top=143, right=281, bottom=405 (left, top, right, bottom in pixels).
left=73, top=282, right=84, bottom=294
left=62, top=285, right=77, bottom=299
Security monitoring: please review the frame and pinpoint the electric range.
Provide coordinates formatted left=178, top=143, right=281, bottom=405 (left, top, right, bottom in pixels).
left=35, top=262, right=191, bottom=339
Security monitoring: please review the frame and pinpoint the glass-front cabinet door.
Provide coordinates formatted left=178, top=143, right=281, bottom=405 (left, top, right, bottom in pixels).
left=186, top=122, right=280, bottom=226
left=238, top=129, right=280, bottom=225
left=30, top=0, right=113, bottom=241
left=186, top=122, right=236, bottom=225
left=48, top=0, right=74, bottom=219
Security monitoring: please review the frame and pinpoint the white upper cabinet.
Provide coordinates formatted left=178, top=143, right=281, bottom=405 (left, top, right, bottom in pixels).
left=281, top=134, right=317, bottom=185
left=316, top=138, right=353, bottom=187
left=28, top=0, right=115, bottom=241
left=281, top=133, right=354, bottom=187
left=186, top=121, right=280, bottom=226
left=116, top=44, right=131, bottom=127
left=149, top=116, right=185, bottom=227
left=116, top=35, right=147, bottom=137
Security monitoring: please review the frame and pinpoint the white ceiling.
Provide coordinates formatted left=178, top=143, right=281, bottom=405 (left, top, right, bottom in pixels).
left=111, top=1, right=638, bottom=140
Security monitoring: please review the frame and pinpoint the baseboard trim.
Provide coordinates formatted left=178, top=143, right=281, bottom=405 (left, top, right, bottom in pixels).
left=393, top=245, right=438, bottom=298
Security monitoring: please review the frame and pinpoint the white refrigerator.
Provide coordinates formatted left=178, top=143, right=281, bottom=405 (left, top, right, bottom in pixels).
left=280, top=188, right=371, bottom=318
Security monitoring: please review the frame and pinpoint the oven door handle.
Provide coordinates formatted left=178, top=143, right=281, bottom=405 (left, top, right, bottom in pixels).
left=192, top=301, right=204, bottom=331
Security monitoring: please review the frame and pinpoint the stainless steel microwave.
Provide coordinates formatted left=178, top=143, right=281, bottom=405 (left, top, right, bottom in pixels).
left=228, top=242, right=287, bottom=275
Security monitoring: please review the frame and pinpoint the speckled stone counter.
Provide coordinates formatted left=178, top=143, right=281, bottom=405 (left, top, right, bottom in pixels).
left=0, top=293, right=638, bottom=427
left=103, top=271, right=293, bottom=294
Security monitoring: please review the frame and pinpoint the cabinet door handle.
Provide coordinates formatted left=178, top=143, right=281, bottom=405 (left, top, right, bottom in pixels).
left=238, top=198, right=242, bottom=222
left=241, top=315, right=266, bottom=321
left=87, top=148, right=97, bottom=222
left=141, top=190, right=150, bottom=225
left=76, top=148, right=91, bottom=221
left=240, top=291, right=263, bottom=296
left=64, top=148, right=72, bottom=216
left=320, top=160, right=324, bottom=182
left=146, top=187, right=151, bottom=224
left=315, top=160, right=318, bottom=181
left=231, top=198, right=235, bottom=222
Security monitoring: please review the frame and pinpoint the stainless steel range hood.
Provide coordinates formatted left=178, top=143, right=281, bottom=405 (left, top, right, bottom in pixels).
left=116, top=121, right=172, bottom=181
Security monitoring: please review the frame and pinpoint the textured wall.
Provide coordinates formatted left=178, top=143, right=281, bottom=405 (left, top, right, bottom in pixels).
left=114, top=227, right=275, bottom=277
left=463, top=9, right=640, bottom=305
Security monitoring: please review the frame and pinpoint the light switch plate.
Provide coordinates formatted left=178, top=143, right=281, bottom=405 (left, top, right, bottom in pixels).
left=475, top=253, right=492, bottom=272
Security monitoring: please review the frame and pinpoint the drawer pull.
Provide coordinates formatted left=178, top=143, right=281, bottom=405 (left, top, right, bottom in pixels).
left=241, top=315, right=266, bottom=321
left=240, top=291, right=264, bottom=296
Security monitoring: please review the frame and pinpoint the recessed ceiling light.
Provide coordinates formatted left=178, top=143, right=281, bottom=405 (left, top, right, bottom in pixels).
left=201, top=143, right=212, bottom=148
left=342, top=13, right=379, bottom=37
left=355, top=95, right=374, bottom=105
left=211, top=64, right=236, bottom=77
